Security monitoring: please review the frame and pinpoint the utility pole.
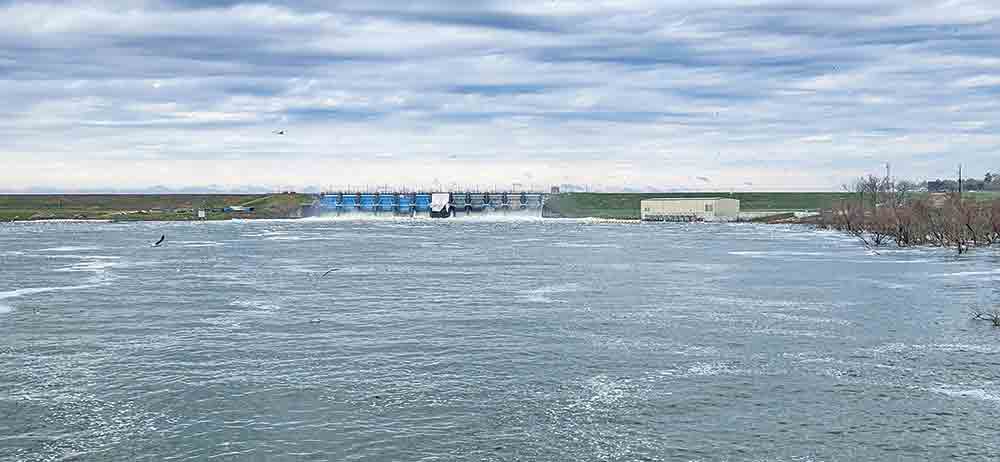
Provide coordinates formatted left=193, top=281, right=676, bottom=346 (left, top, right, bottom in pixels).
left=884, top=162, right=892, bottom=207
left=958, top=163, right=963, bottom=199
left=885, top=162, right=892, bottom=192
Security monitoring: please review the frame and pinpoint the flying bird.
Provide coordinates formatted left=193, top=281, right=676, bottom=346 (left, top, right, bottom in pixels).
left=152, top=235, right=165, bottom=247
left=274, top=130, right=286, bottom=135
left=696, top=176, right=711, bottom=183
left=320, top=268, right=340, bottom=278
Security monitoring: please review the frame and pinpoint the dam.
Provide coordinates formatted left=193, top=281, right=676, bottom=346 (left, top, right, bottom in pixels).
left=316, top=191, right=545, bottom=217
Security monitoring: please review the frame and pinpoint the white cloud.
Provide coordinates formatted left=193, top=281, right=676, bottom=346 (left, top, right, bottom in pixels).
left=1, top=0, right=999, bottom=191
left=954, top=75, right=1000, bottom=88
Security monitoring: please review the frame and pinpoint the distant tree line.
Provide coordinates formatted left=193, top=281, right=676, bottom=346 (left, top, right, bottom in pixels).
left=925, top=171, right=1000, bottom=192
left=820, top=171, right=1000, bottom=254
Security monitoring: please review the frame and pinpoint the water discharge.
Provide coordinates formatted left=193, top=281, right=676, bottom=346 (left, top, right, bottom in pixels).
left=0, top=219, right=998, bottom=461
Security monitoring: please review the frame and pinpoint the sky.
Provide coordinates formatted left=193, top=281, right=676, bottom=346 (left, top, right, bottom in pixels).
left=1, top=0, right=998, bottom=192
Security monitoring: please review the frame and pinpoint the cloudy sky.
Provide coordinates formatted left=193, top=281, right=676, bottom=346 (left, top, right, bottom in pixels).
left=2, top=0, right=998, bottom=192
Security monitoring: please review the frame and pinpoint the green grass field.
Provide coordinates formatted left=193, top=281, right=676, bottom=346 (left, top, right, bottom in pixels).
left=0, top=194, right=315, bottom=221
left=542, top=192, right=856, bottom=219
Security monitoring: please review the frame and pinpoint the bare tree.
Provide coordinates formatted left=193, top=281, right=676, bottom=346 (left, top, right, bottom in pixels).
left=893, top=180, right=918, bottom=208
left=970, top=307, right=1000, bottom=327
left=824, top=173, right=1000, bottom=254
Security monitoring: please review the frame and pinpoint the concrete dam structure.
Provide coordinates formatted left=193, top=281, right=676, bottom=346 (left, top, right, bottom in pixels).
left=317, top=191, right=545, bottom=217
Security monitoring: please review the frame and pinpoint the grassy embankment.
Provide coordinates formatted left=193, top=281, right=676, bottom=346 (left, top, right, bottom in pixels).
left=0, top=194, right=317, bottom=221
left=543, top=191, right=1000, bottom=220
left=542, top=192, right=856, bottom=219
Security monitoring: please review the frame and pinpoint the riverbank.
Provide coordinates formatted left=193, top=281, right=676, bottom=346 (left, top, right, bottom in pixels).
left=0, top=194, right=315, bottom=221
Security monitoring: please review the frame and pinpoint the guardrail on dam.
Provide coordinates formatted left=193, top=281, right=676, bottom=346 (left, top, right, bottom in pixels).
left=317, top=192, right=546, bottom=217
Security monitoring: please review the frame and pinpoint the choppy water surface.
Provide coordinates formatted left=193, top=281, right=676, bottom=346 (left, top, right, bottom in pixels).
left=2, top=219, right=999, bottom=461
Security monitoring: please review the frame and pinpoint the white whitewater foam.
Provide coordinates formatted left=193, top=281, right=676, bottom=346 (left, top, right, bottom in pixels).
left=0, top=304, right=12, bottom=314
left=229, top=299, right=280, bottom=311
left=932, top=386, right=1000, bottom=403
left=657, top=361, right=746, bottom=378
left=36, top=246, right=100, bottom=252
left=305, top=213, right=544, bottom=223
left=519, top=283, right=582, bottom=304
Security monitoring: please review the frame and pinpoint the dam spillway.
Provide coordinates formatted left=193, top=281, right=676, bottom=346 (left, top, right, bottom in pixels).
left=317, top=191, right=545, bottom=218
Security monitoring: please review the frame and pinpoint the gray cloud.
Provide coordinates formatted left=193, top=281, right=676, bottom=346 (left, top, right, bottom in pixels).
left=1, top=0, right=999, bottom=192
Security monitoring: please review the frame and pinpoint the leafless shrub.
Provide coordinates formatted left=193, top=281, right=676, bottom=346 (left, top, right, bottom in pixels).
left=823, top=175, right=1000, bottom=254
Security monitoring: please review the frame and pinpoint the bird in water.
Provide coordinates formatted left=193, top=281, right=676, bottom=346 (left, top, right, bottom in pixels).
left=274, top=129, right=286, bottom=135
left=152, top=235, right=165, bottom=247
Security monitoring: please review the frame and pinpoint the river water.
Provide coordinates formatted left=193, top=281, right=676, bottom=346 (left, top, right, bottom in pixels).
left=1, top=219, right=999, bottom=461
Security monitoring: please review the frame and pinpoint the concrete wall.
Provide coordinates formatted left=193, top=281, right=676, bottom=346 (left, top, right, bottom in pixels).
left=640, top=198, right=740, bottom=221
left=713, top=198, right=740, bottom=218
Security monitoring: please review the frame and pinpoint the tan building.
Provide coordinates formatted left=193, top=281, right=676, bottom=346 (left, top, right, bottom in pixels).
left=640, top=197, right=740, bottom=222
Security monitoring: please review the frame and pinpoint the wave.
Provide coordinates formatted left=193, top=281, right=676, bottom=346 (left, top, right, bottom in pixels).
left=729, top=250, right=830, bottom=257
left=669, top=262, right=734, bottom=272
left=0, top=284, right=99, bottom=300
left=39, top=254, right=119, bottom=260
left=524, top=283, right=582, bottom=294
left=0, top=304, right=12, bottom=314
left=264, top=235, right=332, bottom=241
left=36, top=246, right=100, bottom=252
left=511, top=238, right=544, bottom=243
left=173, top=241, right=225, bottom=247
left=553, top=242, right=621, bottom=248
left=936, top=269, right=1000, bottom=277
left=867, top=342, right=1000, bottom=355
left=54, top=260, right=119, bottom=273
left=762, top=312, right=852, bottom=326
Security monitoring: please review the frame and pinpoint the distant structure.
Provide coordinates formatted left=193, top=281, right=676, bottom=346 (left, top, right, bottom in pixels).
left=550, top=186, right=560, bottom=194
left=640, top=197, right=740, bottom=222
left=317, top=191, right=545, bottom=218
